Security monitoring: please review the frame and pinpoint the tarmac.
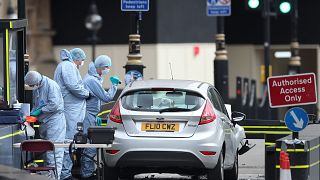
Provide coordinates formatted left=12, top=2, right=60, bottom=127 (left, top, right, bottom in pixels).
left=134, top=139, right=266, bottom=179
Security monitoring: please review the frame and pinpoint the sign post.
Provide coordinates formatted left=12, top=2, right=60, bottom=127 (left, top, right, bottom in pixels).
left=207, top=0, right=231, bottom=104
left=268, top=73, right=317, bottom=139
left=121, top=0, right=149, bottom=83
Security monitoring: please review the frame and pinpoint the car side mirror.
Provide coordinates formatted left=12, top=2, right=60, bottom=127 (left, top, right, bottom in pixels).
left=231, top=111, right=246, bottom=123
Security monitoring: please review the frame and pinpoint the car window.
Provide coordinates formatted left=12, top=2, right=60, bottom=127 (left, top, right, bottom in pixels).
left=208, top=88, right=222, bottom=112
left=121, top=89, right=205, bottom=112
left=212, top=88, right=230, bottom=118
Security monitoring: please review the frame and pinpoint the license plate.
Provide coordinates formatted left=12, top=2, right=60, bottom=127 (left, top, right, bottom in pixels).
left=141, top=122, right=179, bottom=132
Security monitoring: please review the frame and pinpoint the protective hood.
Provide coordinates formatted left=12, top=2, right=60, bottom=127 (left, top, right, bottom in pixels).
left=60, top=49, right=72, bottom=62
left=88, top=62, right=102, bottom=82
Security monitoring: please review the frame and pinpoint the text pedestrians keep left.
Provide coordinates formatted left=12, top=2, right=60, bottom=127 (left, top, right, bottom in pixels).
left=267, top=73, right=317, bottom=108
left=207, top=0, right=231, bottom=16
left=121, top=0, right=149, bottom=11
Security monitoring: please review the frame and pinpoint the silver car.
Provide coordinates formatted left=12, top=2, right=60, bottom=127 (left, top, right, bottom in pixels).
left=104, top=80, right=246, bottom=180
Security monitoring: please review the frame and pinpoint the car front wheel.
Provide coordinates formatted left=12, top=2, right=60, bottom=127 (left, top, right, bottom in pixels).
left=207, top=150, right=224, bottom=180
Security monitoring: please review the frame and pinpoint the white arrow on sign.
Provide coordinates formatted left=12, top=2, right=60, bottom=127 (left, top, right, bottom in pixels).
left=290, top=110, right=304, bottom=129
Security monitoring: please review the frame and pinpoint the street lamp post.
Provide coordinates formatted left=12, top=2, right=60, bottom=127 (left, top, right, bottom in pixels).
left=288, top=0, right=300, bottom=140
left=85, top=1, right=102, bottom=61
left=288, top=0, right=300, bottom=75
left=124, top=12, right=145, bottom=76
left=262, top=0, right=271, bottom=119
left=214, top=16, right=229, bottom=103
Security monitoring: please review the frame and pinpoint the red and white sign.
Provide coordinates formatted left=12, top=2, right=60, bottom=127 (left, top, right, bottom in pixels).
left=267, top=73, right=317, bottom=108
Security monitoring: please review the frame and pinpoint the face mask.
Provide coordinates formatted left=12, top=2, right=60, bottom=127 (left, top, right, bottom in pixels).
left=31, top=85, right=40, bottom=90
left=102, top=69, right=110, bottom=75
left=75, top=61, right=84, bottom=69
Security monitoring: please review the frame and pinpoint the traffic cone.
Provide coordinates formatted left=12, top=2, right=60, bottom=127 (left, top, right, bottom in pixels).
left=280, top=151, right=292, bottom=180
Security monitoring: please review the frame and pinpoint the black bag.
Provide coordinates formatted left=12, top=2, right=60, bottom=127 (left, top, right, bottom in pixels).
left=87, top=126, right=115, bottom=144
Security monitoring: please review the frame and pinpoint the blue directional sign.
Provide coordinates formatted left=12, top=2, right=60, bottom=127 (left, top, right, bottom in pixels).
left=284, top=107, right=309, bottom=132
left=207, top=0, right=231, bottom=16
left=121, top=0, right=149, bottom=11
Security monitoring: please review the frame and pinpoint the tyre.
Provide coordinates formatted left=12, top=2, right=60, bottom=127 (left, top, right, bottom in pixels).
left=104, top=165, right=119, bottom=180
left=207, top=150, right=224, bottom=180
left=225, top=152, right=238, bottom=180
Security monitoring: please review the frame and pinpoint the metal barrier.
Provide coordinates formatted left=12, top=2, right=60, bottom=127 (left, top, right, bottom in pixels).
left=241, top=119, right=320, bottom=180
left=272, top=124, right=320, bottom=180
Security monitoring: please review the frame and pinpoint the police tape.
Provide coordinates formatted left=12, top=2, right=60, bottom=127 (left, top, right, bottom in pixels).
left=97, top=109, right=111, bottom=117
left=245, top=131, right=292, bottom=135
left=276, top=160, right=320, bottom=169
left=265, top=142, right=276, bottom=146
left=33, top=160, right=44, bottom=163
left=32, top=109, right=112, bottom=129
left=242, top=125, right=291, bottom=135
left=243, top=126, right=288, bottom=129
left=5, top=29, right=10, bottom=103
left=276, top=144, right=320, bottom=153
left=0, top=131, right=25, bottom=140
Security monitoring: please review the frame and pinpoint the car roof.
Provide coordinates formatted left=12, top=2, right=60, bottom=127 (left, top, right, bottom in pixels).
left=123, top=79, right=212, bottom=96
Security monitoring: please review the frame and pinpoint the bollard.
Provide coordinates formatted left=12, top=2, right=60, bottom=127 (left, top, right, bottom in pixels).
left=265, top=144, right=276, bottom=180
left=275, top=124, right=320, bottom=180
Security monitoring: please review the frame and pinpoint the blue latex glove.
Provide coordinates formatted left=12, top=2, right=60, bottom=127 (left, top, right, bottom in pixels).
left=110, top=76, right=121, bottom=86
left=30, top=109, right=42, bottom=117
left=96, top=117, right=102, bottom=126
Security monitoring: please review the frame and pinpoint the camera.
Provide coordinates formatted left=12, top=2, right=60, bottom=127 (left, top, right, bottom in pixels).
left=74, top=122, right=87, bottom=144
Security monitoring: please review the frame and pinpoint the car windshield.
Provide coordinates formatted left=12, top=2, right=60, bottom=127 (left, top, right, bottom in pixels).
left=121, top=89, right=205, bottom=112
